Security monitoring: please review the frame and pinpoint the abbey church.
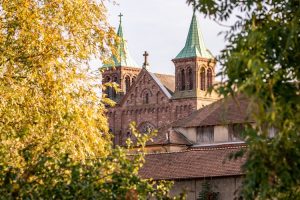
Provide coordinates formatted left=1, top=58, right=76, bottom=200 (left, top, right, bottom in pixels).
left=102, top=13, right=220, bottom=146
left=102, top=12, right=250, bottom=199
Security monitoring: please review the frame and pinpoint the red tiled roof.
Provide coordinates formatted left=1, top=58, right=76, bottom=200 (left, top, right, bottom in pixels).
left=139, top=143, right=246, bottom=180
left=174, top=96, right=253, bottom=128
left=154, top=73, right=175, bottom=94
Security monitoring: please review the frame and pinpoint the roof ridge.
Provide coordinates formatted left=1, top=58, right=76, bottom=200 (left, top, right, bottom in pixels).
left=143, top=142, right=246, bottom=156
left=154, top=73, right=175, bottom=77
left=190, top=143, right=247, bottom=151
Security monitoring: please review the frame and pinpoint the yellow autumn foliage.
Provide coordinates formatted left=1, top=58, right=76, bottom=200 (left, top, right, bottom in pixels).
left=0, top=0, right=116, bottom=166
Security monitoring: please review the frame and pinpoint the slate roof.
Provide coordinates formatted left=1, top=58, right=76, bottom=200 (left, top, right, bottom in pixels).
left=154, top=73, right=175, bottom=94
left=148, top=72, right=173, bottom=99
left=139, top=143, right=246, bottom=180
left=173, top=96, right=253, bottom=128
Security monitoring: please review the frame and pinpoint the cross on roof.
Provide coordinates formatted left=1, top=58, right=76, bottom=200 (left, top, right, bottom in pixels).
left=192, top=2, right=197, bottom=13
left=118, top=13, right=123, bottom=23
left=143, top=51, right=149, bottom=67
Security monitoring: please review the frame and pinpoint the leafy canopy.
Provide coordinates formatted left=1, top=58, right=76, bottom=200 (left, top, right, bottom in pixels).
left=0, top=0, right=173, bottom=199
left=187, top=0, right=300, bottom=199
left=0, top=0, right=115, bottom=164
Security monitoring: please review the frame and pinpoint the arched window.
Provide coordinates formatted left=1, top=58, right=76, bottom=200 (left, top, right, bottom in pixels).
left=105, top=76, right=112, bottom=98
left=105, top=76, right=111, bottom=83
left=126, top=131, right=131, bottom=138
left=112, top=76, right=118, bottom=99
left=181, top=69, right=185, bottom=91
left=113, top=76, right=118, bottom=84
left=125, top=76, right=131, bottom=92
left=200, top=68, right=206, bottom=91
left=188, top=68, right=193, bottom=90
left=145, top=93, right=149, bottom=104
left=141, top=89, right=152, bottom=104
left=207, top=68, right=212, bottom=89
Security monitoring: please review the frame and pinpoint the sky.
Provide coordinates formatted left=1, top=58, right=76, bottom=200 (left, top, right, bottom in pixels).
left=95, top=0, right=233, bottom=75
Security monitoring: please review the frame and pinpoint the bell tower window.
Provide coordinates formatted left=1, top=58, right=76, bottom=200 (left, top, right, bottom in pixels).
left=104, top=76, right=112, bottom=98
left=112, top=76, right=118, bottom=99
left=188, top=68, right=193, bottom=90
left=125, top=76, right=131, bottom=92
left=207, top=68, right=212, bottom=89
left=181, top=69, right=185, bottom=91
left=200, top=68, right=206, bottom=91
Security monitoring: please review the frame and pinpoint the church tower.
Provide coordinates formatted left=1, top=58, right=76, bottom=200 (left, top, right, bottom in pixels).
left=102, top=14, right=141, bottom=102
left=172, top=12, right=218, bottom=108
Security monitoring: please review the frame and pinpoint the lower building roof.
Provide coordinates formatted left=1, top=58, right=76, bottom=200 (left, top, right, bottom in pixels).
left=139, top=143, right=246, bottom=180
left=173, top=95, right=254, bottom=128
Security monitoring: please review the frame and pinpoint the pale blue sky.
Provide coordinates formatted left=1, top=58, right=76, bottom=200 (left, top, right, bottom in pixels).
left=96, top=0, right=232, bottom=75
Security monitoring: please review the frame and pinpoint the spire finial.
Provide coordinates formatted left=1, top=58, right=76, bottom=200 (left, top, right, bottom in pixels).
left=118, top=13, right=123, bottom=23
left=143, top=51, right=149, bottom=70
left=117, top=13, right=124, bottom=38
left=192, top=2, right=196, bottom=14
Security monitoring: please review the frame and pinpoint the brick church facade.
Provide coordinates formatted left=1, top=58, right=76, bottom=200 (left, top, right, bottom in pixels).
left=102, top=13, right=220, bottom=145
left=101, top=12, right=253, bottom=199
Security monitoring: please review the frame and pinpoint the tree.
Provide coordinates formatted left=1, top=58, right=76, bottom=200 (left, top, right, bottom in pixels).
left=0, top=0, right=172, bottom=198
left=187, top=0, right=300, bottom=199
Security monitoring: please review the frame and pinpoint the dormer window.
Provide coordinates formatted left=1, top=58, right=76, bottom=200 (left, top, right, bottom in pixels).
left=228, top=124, right=244, bottom=142
left=196, top=126, right=214, bottom=144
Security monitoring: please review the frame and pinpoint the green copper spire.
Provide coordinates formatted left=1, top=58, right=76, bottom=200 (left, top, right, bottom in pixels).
left=175, top=12, right=213, bottom=59
left=117, top=13, right=123, bottom=38
left=103, top=13, right=139, bottom=68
